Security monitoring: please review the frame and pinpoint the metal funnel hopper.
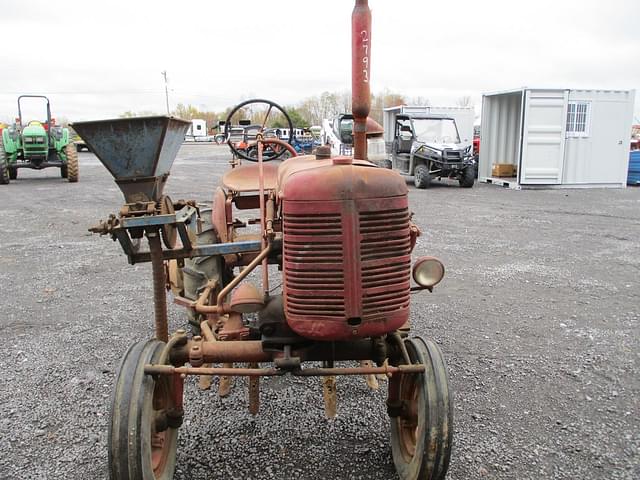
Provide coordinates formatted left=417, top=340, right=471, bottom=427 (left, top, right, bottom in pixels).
left=72, top=116, right=191, bottom=203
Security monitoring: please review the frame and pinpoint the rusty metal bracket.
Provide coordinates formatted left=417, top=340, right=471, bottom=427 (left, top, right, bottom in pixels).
left=189, top=335, right=204, bottom=367
left=217, top=312, right=250, bottom=341
left=93, top=204, right=282, bottom=265
left=248, top=362, right=260, bottom=415
left=390, top=332, right=412, bottom=365
left=274, top=345, right=300, bottom=371
left=322, top=360, right=337, bottom=418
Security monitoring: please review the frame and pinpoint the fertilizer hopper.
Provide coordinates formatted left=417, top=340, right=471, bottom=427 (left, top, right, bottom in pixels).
left=79, top=115, right=268, bottom=340
left=72, top=116, right=189, bottom=203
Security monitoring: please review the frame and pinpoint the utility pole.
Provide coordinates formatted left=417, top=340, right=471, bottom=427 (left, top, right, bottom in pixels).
left=161, top=70, right=170, bottom=115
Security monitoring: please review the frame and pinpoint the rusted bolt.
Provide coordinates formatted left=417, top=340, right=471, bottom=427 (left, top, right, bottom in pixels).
left=190, top=340, right=204, bottom=367
left=193, top=335, right=202, bottom=342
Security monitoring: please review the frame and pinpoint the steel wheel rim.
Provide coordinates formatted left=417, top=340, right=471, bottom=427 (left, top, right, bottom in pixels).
left=397, top=372, right=422, bottom=462
left=150, top=377, right=173, bottom=476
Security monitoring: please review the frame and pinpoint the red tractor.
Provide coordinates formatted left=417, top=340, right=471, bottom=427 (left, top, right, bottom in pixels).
left=77, top=1, right=453, bottom=479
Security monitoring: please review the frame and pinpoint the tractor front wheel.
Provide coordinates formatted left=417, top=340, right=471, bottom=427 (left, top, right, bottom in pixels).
left=389, top=337, right=453, bottom=480
left=109, top=340, right=180, bottom=480
left=64, top=143, right=79, bottom=182
left=8, top=166, right=17, bottom=180
left=0, top=139, right=10, bottom=185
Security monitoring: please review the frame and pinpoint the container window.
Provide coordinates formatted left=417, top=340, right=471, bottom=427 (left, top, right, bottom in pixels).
left=566, top=101, right=591, bottom=137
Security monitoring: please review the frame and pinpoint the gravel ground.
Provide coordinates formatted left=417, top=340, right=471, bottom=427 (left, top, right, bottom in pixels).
left=0, top=144, right=638, bottom=479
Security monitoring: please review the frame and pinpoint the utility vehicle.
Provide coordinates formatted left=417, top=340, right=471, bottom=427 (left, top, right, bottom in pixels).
left=386, top=113, right=475, bottom=188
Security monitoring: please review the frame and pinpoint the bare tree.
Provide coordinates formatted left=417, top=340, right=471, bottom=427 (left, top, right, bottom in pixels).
left=408, top=96, right=430, bottom=106
left=298, top=96, right=323, bottom=125
left=456, top=96, right=473, bottom=108
left=339, top=91, right=352, bottom=114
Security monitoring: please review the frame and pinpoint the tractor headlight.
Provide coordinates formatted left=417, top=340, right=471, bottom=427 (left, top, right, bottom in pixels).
left=412, top=257, right=445, bottom=289
left=24, top=137, right=34, bottom=143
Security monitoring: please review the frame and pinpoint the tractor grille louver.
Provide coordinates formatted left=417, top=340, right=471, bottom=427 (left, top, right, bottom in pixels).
left=360, top=208, right=411, bottom=316
left=283, top=207, right=411, bottom=321
left=283, top=213, right=345, bottom=318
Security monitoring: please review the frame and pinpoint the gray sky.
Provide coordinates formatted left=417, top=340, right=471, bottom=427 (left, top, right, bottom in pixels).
left=1, top=0, right=638, bottom=123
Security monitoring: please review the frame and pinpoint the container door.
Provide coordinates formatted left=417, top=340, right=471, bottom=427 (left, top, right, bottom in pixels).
left=562, top=91, right=635, bottom=185
left=519, top=90, right=568, bottom=184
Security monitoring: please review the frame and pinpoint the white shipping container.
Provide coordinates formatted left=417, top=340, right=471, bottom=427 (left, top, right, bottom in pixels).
left=479, top=88, right=635, bottom=188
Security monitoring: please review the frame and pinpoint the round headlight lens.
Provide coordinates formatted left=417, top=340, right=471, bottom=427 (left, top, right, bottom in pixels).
left=412, top=257, right=445, bottom=288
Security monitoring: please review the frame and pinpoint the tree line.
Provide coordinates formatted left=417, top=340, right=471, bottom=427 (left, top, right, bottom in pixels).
left=119, top=90, right=458, bottom=130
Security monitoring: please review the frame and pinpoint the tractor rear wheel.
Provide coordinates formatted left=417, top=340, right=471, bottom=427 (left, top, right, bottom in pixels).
left=109, top=340, right=180, bottom=480
left=0, top=139, right=10, bottom=185
left=182, top=207, right=225, bottom=332
left=64, top=143, right=79, bottom=182
left=389, top=337, right=453, bottom=480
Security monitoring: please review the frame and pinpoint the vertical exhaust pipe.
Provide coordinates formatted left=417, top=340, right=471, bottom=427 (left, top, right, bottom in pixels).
left=352, top=0, right=371, bottom=160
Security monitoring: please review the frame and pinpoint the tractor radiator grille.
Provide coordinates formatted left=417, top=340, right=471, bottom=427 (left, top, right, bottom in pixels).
left=283, top=213, right=345, bottom=318
left=360, top=208, right=412, bottom=316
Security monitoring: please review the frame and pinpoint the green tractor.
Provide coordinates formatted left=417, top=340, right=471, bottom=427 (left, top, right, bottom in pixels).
left=0, top=95, right=78, bottom=184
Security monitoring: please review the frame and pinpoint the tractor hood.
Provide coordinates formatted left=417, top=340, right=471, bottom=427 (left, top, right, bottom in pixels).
left=278, top=154, right=407, bottom=201
left=22, top=124, right=47, bottom=136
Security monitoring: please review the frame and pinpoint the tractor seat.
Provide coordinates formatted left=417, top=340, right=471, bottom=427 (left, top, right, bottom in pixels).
left=222, top=163, right=279, bottom=192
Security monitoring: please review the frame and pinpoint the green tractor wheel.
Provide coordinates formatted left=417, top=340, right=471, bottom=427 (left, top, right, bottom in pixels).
left=64, top=143, right=79, bottom=182
left=0, top=139, right=9, bottom=185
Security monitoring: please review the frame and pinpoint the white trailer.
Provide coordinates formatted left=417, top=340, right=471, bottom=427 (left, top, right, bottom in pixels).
left=383, top=105, right=475, bottom=149
left=479, top=88, right=635, bottom=189
left=185, top=119, right=210, bottom=142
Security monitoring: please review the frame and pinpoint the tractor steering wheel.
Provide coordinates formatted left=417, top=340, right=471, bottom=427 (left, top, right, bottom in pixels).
left=224, top=99, right=296, bottom=162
